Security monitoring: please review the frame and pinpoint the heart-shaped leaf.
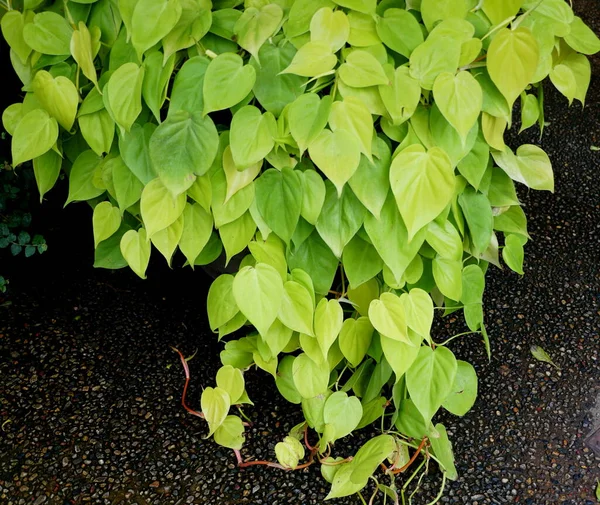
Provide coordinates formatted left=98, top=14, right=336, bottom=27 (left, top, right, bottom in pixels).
left=203, top=53, right=256, bottom=115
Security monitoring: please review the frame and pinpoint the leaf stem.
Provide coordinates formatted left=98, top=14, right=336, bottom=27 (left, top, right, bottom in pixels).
left=171, top=346, right=205, bottom=419
left=391, top=437, right=427, bottom=474
left=426, top=473, right=447, bottom=505
left=435, top=330, right=481, bottom=346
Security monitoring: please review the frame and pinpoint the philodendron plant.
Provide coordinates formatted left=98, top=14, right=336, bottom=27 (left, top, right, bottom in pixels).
left=2, top=0, right=599, bottom=500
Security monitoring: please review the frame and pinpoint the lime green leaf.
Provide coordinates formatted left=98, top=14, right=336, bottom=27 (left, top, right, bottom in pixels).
left=316, top=182, right=366, bottom=259
left=32, top=70, right=78, bottom=131
left=93, top=202, right=121, bottom=248
left=142, top=50, right=175, bottom=122
left=339, top=50, right=387, bottom=89
left=131, top=0, right=181, bottom=58
left=279, top=281, right=315, bottom=336
left=248, top=234, right=287, bottom=280
left=255, top=168, right=302, bottom=244
left=23, top=12, right=73, bottom=56
left=105, top=62, right=145, bottom=132
left=251, top=42, right=306, bottom=117
left=561, top=52, right=591, bottom=106
left=461, top=264, right=485, bottom=306
left=299, top=169, right=326, bottom=225
left=349, top=435, right=396, bottom=484
left=549, top=62, right=576, bottom=105
left=323, top=392, right=363, bottom=441
left=429, top=423, right=458, bottom=480
left=390, top=145, right=455, bottom=240
left=329, top=96, right=373, bottom=161
left=140, top=178, right=186, bottom=239
left=230, top=106, right=275, bottom=168
left=292, top=353, right=330, bottom=398
left=368, top=292, right=410, bottom=344
left=564, top=16, right=600, bottom=55
left=120, top=228, right=151, bottom=279
left=66, top=150, right=104, bottom=205
left=275, top=355, right=302, bottom=403
left=364, top=195, right=425, bottom=285
left=379, top=65, right=421, bottom=126
left=342, top=235, right=382, bottom=289
left=491, top=144, right=553, bottom=191
left=433, top=71, right=482, bottom=142
left=494, top=205, right=529, bottom=237
left=203, top=53, right=256, bottom=115
left=482, top=0, right=523, bottom=25
left=11, top=109, right=58, bottom=167
left=280, top=41, right=337, bottom=77
left=208, top=274, right=240, bottom=333
left=275, top=436, right=305, bottom=469
left=502, top=234, right=524, bottom=274
left=151, top=215, right=183, bottom=266
left=314, top=298, right=343, bottom=359
left=32, top=149, right=61, bottom=203
left=458, top=187, right=493, bottom=256
left=375, top=8, right=423, bottom=57
left=179, top=203, right=213, bottom=266
left=457, top=134, right=490, bottom=190
left=71, top=22, right=99, bottom=90
left=406, top=346, right=457, bottom=423
left=112, top=156, right=143, bottom=212
left=2, top=103, right=23, bottom=137
left=216, top=365, right=245, bottom=404
left=79, top=107, right=115, bottom=157
left=219, top=211, right=256, bottom=263
left=234, top=4, right=283, bottom=62
left=211, top=169, right=255, bottom=228
left=187, top=174, right=212, bottom=213
left=169, top=55, right=210, bottom=115
left=347, top=11, right=380, bottom=47
left=520, top=93, right=539, bottom=133
left=162, top=0, right=212, bottom=62
left=118, top=123, right=156, bottom=185
left=487, top=27, right=539, bottom=108
left=481, top=112, right=507, bottom=151
left=402, top=289, right=433, bottom=340
left=201, top=386, right=230, bottom=437
left=347, top=280, right=379, bottom=318
left=150, top=110, right=218, bottom=196
left=288, top=231, right=339, bottom=295
left=421, top=0, right=468, bottom=31
left=285, top=0, right=336, bottom=38
left=233, top=263, right=284, bottom=335
left=348, top=138, right=391, bottom=220
left=488, top=168, right=520, bottom=207
left=310, top=7, right=349, bottom=52
left=223, top=146, right=261, bottom=203
left=338, top=317, right=373, bottom=368
left=1, top=11, right=33, bottom=65
left=214, top=415, right=245, bottom=449
left=289, top=93, right=332, bottom=155
left=442, top=360, right=478, bottom=416
left=381, top=329, right=421, bottom=382
left=308, top=129, right=361, bottom=196
left=409, top=36, right=461, bottom=90
left=426, top=219, right=462, bottom=262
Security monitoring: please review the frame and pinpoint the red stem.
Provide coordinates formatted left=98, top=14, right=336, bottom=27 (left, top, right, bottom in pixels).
left=392, top=437, right=428, bottom=475
left=172, top=347, right=204, bottom=419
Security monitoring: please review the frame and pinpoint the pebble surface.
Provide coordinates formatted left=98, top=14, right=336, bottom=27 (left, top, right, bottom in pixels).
left=1, top=3, right=600, bottom=505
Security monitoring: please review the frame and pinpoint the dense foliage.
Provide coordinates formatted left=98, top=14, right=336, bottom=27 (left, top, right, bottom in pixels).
left=1, top=0, right=598, bottom=501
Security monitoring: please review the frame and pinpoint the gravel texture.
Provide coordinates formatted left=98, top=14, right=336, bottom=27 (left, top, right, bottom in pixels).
left=1, top=3, right=600, bottom=505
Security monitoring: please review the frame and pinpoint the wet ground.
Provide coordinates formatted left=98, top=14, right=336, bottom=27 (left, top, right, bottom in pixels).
left=1, top=3, right=600, bottom=504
